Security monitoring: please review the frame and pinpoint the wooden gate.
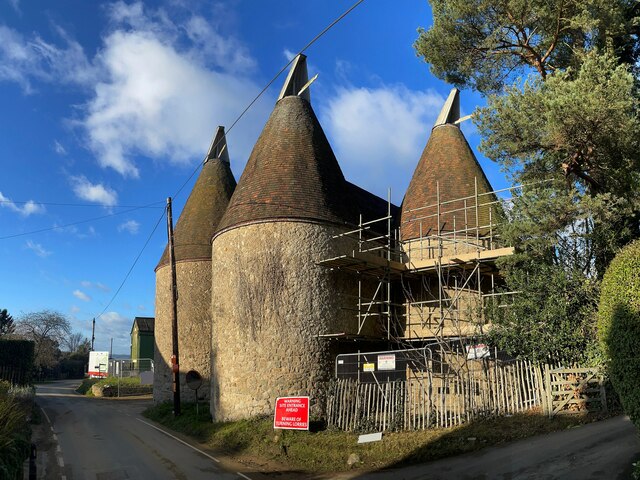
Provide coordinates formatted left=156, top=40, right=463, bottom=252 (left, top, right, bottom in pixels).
left=544, top=367, right=607, bottom=417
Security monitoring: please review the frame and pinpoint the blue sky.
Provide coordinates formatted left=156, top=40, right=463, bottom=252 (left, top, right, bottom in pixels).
left=0, top=0, right=508, bottom=354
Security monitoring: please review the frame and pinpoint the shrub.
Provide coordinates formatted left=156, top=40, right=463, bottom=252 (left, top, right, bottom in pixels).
left=597, top=240, right=640, bottom=426
left=0, top=393, right=31, bottom=479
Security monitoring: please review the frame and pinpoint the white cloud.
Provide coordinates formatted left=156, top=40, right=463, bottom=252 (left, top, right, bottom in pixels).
left=1, top=3, right=268, bottom=178
left=70, top=175, right=118, bottom=206
left=118, top=219, right=139, bottom=234
left=98, top=311, right=129, bottom=326
left=321, top=84, right=445, bottom=200
left=92, top=311, right=132, bottom=353
left=81, top=2, right=267, bottom=177
left=7, top=0, right=20, bottom=14
left=70, top=305, right=81, bottom=314
left=283, top=48, right=296, bottom=61
left=73, top=289, right=91, bottom=302
left=25, top=240, right=51, bottom=257
left=80, top=280, right=110, bottom=292
left=53, top=140, right=67, bottom=155
left=0, top=24, right=96, bottom=93
left=83, top=27, right=266, bottom=177
left=184, top=14, right=256, bottom=72
left=0, top=191, right=45, bottom=216
left=53, top=223, right=97, bottom=239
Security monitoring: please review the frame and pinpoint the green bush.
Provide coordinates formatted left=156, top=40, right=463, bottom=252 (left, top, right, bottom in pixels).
left=597, top=240, right=640, bottom=426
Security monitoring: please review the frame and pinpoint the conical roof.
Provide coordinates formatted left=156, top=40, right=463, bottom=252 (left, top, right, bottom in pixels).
left=215, top=95, right=356, bottom=236
left=156, top=127, right=236, bottom=270
left=400, top=89, right=495, bottom=242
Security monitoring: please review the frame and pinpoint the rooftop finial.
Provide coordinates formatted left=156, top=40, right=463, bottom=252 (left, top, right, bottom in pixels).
left=205, top=126, right=230, bottom=164
left=278, top=54, right=310, bottom=103
left=433, top=88, right=460, bottom=127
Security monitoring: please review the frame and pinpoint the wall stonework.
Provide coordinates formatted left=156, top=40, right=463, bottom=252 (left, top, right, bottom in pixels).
left=154, top=260, right=212, bottom=404
left=211, top=221, right=363, bottom=421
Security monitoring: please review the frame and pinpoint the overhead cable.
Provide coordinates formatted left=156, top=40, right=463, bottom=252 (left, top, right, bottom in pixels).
left=172, top=0, right=367, bottom=200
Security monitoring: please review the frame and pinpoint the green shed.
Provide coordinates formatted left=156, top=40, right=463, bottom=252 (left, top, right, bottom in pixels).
left=130, top=316, right=155, bottom=363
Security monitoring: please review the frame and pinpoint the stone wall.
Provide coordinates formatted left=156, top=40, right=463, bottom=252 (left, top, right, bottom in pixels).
left=210, top=221, right=370, bottom=421
left=154, top=260, right=212, bottom=404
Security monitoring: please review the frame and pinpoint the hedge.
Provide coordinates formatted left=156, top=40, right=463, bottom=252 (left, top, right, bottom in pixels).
left=0, top=340, right=35, bottom=385
left=597, top=240, right=640, bottom=426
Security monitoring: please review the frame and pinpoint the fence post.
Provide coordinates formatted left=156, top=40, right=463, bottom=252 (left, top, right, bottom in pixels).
left=600, top=372, right=608, bottom=414
left=544, top=364, right=552, bottom=417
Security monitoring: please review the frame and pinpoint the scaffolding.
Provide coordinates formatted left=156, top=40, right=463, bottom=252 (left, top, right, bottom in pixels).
left=318, top=180, right=521, bottom=349
left=317, top=190, right=404, bottom=340
left=400, top=181, right=519, bottom=345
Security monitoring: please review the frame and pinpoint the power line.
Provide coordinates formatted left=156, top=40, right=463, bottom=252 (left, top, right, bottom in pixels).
left=0, top=201, right=163, bottom=240
left=172, top=0, right=367, bottom=200
left=95, top=207, right=166, bottom=321
left=87, top=1, right=367, bottom=332
left=0, top=199, right=164, bottom=208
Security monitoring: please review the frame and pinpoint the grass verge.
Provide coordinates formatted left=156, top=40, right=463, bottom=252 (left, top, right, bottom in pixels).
left=143, top=402, right=612, bottom=473
left=77, top=377, right=152, bottom=397
left=76, top=378, right=100, bottom=395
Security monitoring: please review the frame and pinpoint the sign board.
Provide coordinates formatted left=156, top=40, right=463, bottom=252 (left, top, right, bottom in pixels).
left=273, top=396, right=310, bottom=430
left=88, top=351, right=109, bottom=378
left=358, top=432, right=383, bottom=444
left=363, top=363, right=375, bottom=372
left=377, top=354, right=396, bottom=371
left=466, top=344, right=490, bottom=360
left=185, top=370, right=203, bottom=390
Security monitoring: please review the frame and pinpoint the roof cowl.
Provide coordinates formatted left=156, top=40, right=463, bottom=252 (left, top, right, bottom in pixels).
left=433, top=87, right=461, bottom=127
left=205, top=126, right=230, bottom=164
left=278, top=54, right=311, bottom=103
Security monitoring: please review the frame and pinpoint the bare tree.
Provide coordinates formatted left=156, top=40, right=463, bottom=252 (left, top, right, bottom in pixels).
left=64, top=332, right=90, bottom=353
left=16, top=310, right=71, bottom=370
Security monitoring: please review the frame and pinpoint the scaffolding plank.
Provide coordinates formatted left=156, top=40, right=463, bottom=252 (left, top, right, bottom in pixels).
left=407, top=246, right=514, bottom=273
left=318, top=251, right=407, bottom=277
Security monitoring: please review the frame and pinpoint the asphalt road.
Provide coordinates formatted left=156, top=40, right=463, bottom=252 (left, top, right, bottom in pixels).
left=34, top=381, right=640, bottom=480
left=346, top=415, right=640, bottom=480
left=34, top=380, right=253, bottom=480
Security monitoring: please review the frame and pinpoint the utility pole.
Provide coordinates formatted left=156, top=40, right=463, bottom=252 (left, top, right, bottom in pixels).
left=166, top=197, right=181, bottom=416
left=110, top=338, right=113, bottom=359
left=91, top=318, right=95, bottom=351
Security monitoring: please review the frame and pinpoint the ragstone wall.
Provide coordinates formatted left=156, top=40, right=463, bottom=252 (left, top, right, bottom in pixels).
left=154, top=260, right=212, bottom=404
left=210, top=221, right=374, bottom=421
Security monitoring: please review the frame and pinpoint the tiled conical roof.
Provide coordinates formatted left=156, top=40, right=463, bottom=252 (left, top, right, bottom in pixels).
left=156, top=127, right=236, bottom=270
left=214, top=95, right=356, bottom=236
left=400, top=89, right=495, bottom=242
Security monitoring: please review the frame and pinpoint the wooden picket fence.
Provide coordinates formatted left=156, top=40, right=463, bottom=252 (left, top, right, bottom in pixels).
left=0, top=364, right=31, bottom=385
left=326, top=359, right=605, bottom=432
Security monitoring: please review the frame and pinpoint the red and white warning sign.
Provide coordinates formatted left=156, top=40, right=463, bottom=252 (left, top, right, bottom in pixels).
left=273, top=396, right=310, bottom=430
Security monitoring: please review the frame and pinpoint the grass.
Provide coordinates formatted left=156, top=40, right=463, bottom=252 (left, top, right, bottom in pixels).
left=77, top=377, right=152, bottom=397
left=75, top=378, right=100, bottom=396
left=143, top=402, right=611, bottom=473
left=0, top=381, right=34, bottom=480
